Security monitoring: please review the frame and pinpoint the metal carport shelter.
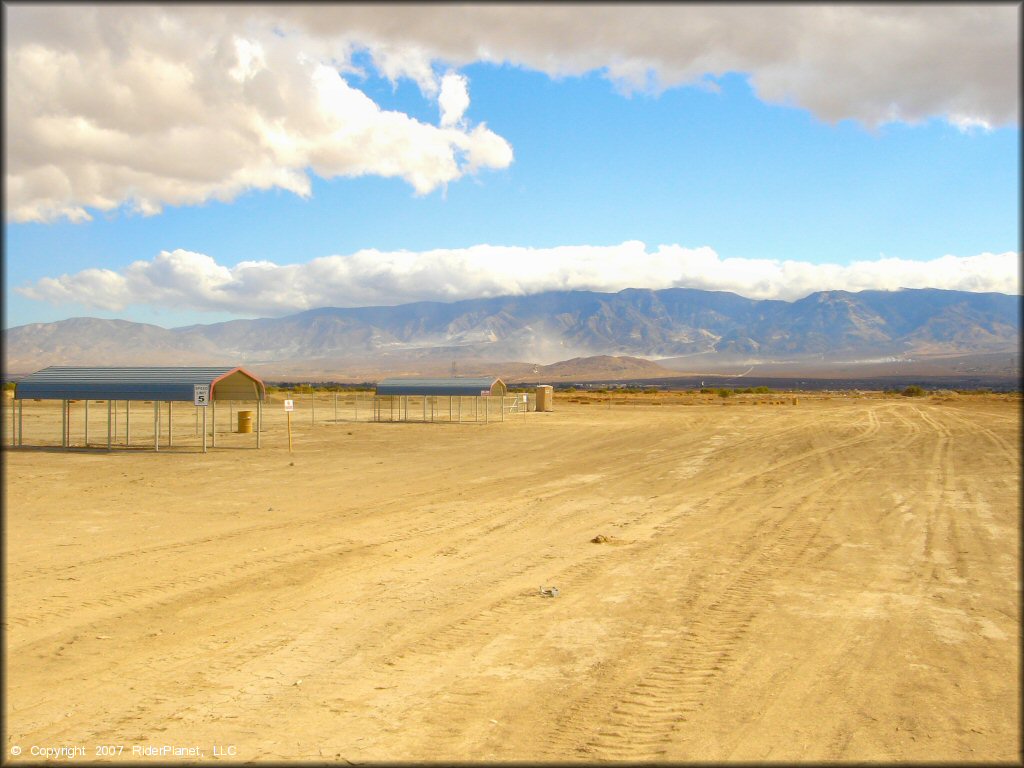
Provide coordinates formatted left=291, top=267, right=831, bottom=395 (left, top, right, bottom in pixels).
left=11, top=366, right=266, bottom=451
left=374, top=377, right=509, bottom=423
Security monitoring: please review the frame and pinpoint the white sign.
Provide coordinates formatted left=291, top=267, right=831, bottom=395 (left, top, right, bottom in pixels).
left=193, top=384, right=210, bottom=407
left=521, top=394, right=528, bottom=402
left=480, top=390, right=490, bottom=396
left=284, top=399, right=294, bottom=412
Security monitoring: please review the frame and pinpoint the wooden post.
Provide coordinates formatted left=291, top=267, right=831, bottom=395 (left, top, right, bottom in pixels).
left=85, top=399, right=89, bottom=446
left=10, top=394, right=15, bottom=446
left=212, top=399, right=217, bottom=447
left=202, top=406, right=207, bottom=453
left=168, top=401, right=172, bottom=446
left=153, top=400, right=159, bottom=451
left=310, top=388, right=315, bottom=426
left=126, top=400, right=130, bottom=446
left=256, top=399, right=262, bottom=449
left=62, top=400, right=67, bottom=447
left=18, top=399, right=23, bottom=446
left=287, top=410, right=293, bottom=453
left=334, top=391, right=338, bottom=423
left=107, top=400, right=112, bottom=449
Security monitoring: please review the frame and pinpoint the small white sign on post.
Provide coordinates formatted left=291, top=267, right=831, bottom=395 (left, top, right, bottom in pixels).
left=480, top=390, right=490, bottom=397
left=194, top=384, right=210, bottom=407
left=284, top=399, right=294, bottom=412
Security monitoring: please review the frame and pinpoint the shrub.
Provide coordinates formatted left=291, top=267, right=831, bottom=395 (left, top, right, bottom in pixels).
left=901, top=385, right=926, bottom=397
left=717, top=388, right=732, bottom=398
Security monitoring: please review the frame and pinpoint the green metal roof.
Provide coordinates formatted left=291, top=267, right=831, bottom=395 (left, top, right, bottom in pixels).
left=14, top=366, right=265, bottom=402
left=376, top=377, right=504, bottom=397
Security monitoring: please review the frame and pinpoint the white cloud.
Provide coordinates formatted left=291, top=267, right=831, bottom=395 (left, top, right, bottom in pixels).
left=439, top=72, right=470, bottom=127
left=264, top=4, right=1017, bottom=125
left=17, top=244, right=1020, bottom=316
left=4, top=6, right=512, bottom=223
left=5, top=5, right=1016, bottom=224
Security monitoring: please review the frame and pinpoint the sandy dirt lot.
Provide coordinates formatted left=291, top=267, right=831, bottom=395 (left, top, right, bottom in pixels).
left=3, top=393, right=1019, bottom=762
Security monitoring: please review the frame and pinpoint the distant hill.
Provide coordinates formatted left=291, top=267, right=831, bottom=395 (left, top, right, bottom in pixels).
left=4, top=287, right=1019, bottom=378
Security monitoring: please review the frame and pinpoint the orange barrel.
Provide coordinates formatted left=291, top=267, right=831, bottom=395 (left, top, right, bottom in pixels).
left=237, top=410, right=254, bottom=433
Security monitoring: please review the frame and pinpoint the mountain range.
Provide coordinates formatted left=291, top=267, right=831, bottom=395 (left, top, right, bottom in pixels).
left=4, top=287, right=1019, bottom=379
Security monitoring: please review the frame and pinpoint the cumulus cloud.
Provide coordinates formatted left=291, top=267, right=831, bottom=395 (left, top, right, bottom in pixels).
left=17, top=244, right=1020, bottom=316
left=4, top=6, right=512, bottom=223
left=261, top=4, right=1018, bottom=125
left=5, top=5, right=1016, bottom=224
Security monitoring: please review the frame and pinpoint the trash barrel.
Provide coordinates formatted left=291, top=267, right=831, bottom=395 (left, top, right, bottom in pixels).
left=237, top=410, right=254, bottom=433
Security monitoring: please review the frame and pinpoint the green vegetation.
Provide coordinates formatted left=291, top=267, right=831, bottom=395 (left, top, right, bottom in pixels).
left=901, top=385, right=926, bottom=397
left=717, top=388, right=732, bottom=398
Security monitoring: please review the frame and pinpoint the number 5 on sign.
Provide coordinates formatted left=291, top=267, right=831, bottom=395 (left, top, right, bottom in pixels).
left=194, top=385, right=209, bottom=406
left=284, top=399, right=294, bottom=452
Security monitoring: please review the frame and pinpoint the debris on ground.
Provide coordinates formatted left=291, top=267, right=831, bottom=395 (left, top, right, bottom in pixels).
left=539, top=585, right=560, bottom=598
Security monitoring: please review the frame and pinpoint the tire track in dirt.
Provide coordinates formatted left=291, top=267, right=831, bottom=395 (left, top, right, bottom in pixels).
left=406, top=408, right=889, bottom=760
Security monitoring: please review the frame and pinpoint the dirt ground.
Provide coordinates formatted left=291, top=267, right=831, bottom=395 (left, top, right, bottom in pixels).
left=3, top=393, right=1020, bottom=762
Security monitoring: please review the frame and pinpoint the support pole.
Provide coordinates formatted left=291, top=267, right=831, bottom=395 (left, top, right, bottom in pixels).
left=202, top=406, right=207, bottom=453
left=311, top=389, right=315, bottom=426
left=11, top=394, right=15, bottom=446
left=62, top=400, right=67, bottom=447
left=256, top=400, right=262, bottom=449
left=168, top=401, right=172, bottom=447
left=85, top=399, right=89, bottom=447
left=154, top=400, right=159, bottom=451
left=458, top=396, right=461, bottom=423
left=422, top=395, right=426, bottom=422
left=18, top=399, right=23, bottom=446
left=212, top=399, right=217, bottom=447
left=107, top=400, right=112, bottom=449
left=126, top=400, right=130, bottom=446
left=195, top=405, right=198, bottom=436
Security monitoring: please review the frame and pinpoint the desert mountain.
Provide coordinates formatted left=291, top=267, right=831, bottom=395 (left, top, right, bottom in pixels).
left=4, top=287, right=1019, bottom=376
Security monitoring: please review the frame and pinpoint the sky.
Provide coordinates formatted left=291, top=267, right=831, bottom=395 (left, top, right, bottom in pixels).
left=3, top=4, right=1020, bottom=330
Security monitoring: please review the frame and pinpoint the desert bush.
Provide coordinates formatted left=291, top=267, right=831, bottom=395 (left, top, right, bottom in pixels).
left=901, top=385, right=926, bottom=397
left=717, top=388, right=732, bottom=398
left=700, top=387, right=713, bottom=394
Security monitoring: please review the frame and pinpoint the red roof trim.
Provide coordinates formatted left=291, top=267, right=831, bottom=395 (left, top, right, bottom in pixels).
left=209, top=366, right=266, bottom=401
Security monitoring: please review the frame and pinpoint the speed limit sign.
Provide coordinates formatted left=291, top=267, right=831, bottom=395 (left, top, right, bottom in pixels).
left=284, top=399, right=294, bottom=412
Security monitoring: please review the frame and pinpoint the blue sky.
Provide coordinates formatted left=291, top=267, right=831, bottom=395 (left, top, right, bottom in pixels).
left=4, top=5, right=1019, bottom=330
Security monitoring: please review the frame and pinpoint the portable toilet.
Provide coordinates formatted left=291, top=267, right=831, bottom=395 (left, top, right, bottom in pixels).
left=535, top=385, right=554, bottom=412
